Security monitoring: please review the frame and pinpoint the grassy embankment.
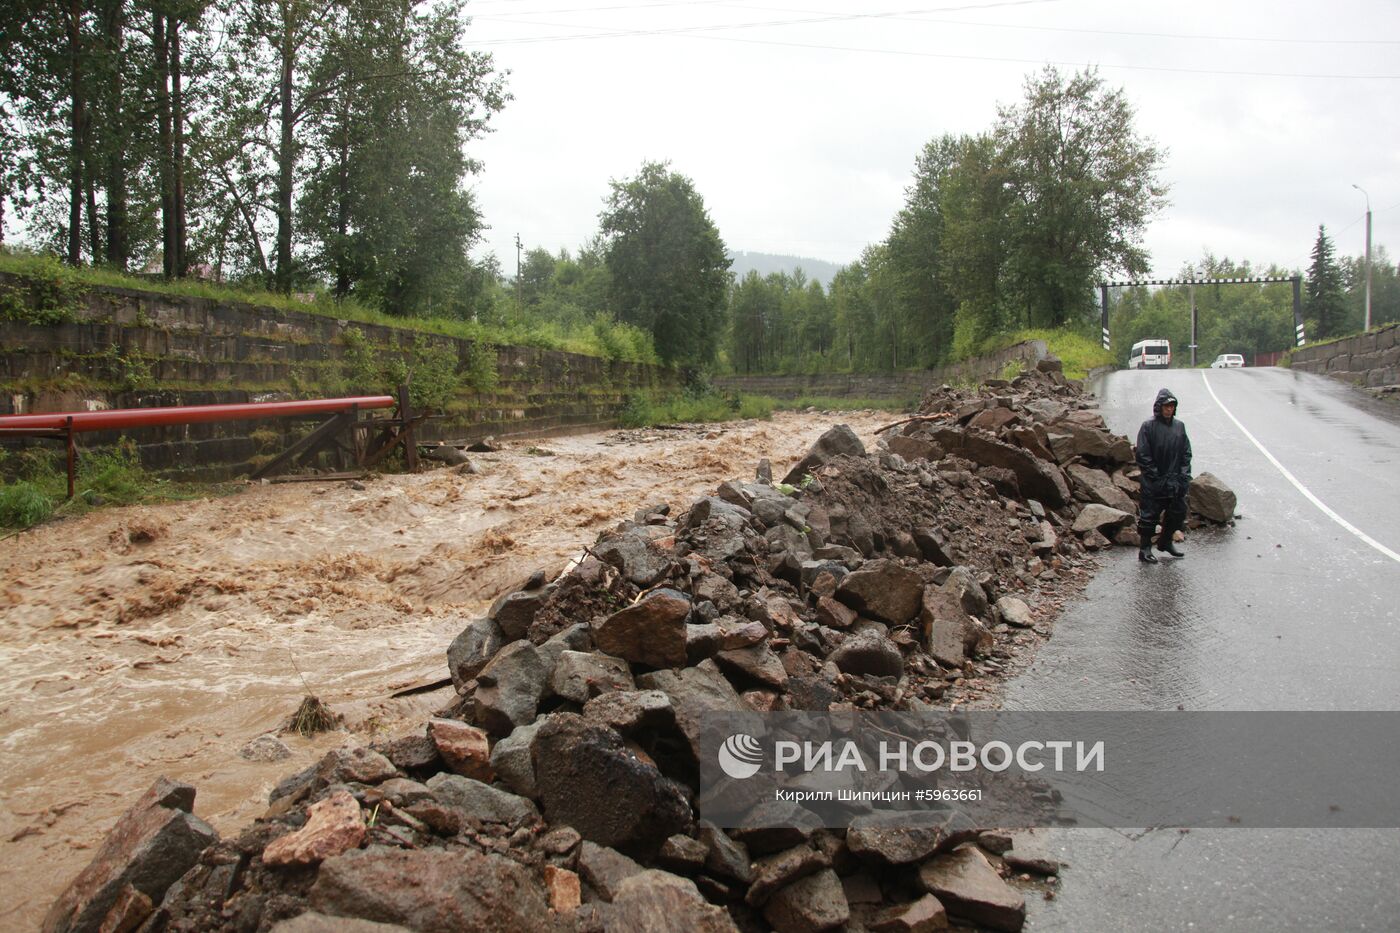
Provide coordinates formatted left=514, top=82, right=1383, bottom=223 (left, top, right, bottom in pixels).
left=0, top=441, right=235, bottom=533
left=0, top=250, right=660, bottom=365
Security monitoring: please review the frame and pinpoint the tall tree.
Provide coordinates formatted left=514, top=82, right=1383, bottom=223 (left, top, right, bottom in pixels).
left=1307, top=225, right=1347, bottom=340
left=296, top=0, right=506, bottom=312
left=995, top=66, right=1168, bottom=327
left=600, top=161, right=731, bottom=365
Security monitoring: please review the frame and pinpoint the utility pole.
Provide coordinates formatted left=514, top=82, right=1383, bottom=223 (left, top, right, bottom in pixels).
left=1188, top=266, right=1201, bottom=367
left=1353, top=184, right=1372, bottom=331
left=515, top=233, right=523, bottom=318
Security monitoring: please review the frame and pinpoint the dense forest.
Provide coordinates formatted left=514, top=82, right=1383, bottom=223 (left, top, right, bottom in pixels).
left=2, top=3, right=1393, bottom=371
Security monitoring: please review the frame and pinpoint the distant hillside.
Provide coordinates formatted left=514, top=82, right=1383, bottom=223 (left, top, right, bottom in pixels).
left=727, top=251, right=844, bottom=289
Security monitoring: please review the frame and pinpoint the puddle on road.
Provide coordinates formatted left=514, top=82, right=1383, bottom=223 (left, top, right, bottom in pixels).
left=0, top=409, right=896, bottom=930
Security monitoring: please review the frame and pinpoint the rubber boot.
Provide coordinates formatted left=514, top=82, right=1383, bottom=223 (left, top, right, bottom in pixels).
left=1138, top=544, right=1158, bottom=563
left=1156, top=539, right=1186, bottom=558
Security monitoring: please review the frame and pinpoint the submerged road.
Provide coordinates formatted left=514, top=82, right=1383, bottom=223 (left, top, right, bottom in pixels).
left=1007, top=367, right=1400, bottom=931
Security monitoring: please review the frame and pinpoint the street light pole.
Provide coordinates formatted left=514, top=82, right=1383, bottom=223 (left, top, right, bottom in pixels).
left=1188, top=266, right=1201, bottom=367
left=1353, top=184, right=1372, bottom=331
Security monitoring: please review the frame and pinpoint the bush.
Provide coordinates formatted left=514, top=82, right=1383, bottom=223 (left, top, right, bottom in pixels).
left=0, top=481, right=54, bottom=528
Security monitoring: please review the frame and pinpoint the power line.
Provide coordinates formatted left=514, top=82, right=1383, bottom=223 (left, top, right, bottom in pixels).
left=469, top=15, right=1400, bottom=79
left=709, top=1, right=1400, bottom=46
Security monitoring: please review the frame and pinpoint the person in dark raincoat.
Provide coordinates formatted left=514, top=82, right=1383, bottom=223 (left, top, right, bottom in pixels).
left=1135, top=388, right=1191, bottom=562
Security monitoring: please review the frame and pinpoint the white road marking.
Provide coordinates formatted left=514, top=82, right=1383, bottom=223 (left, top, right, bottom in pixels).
left=1201, top=372, right=1400, bottom=565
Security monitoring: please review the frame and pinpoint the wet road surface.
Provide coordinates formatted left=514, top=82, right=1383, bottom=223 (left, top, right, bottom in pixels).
left=1007, top=368, right=1400, bottom=931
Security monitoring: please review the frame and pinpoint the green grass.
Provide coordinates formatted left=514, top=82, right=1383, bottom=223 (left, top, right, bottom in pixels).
left=619, top=391, right=776, bottom=428
left=974, top=327, right=1117, bottom=380
left=0, top=440, right=239, bottom=531
left=0, top=248, right=660, bottom=365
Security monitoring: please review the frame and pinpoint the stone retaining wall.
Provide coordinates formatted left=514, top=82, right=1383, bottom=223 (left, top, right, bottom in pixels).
left=0, top=273, right=676, bottom=477
left=1288, top=323, right=1400, bottom=388
left=713, top=340, right=1048, bottom=400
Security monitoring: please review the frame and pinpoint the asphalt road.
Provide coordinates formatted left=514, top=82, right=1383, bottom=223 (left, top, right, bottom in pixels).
left=1005, top=367, right=1400, bottom=932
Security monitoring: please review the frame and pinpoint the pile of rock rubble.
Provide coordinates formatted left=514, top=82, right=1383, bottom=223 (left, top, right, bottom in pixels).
left=44, top=358, right=1236, bottom=933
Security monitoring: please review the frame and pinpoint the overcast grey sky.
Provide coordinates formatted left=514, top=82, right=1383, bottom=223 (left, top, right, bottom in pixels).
left=460, top=0, right=1399, bottom=279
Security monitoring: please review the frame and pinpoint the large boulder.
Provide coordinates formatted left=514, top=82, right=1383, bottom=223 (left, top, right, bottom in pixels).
left=487, top=720, right=543, bottom=798
left=1188, top=472, right=1238, bottom=523
left=763, top=868, right=850, bottom=933
left=309, top=846, right=549, bottom=933
left=1047, top=418, right=1134, bottom=465
left=549, top=650, right=634, bottom=704
left=917, top=845, right=1025, bottom=932
left=887, top=435, right=944, bottom=463
left=828, top=632, right=905, bottom=679
left=487, top=583, right=554, bottom=641
left=425, top=774, right=539, bottom=825
left=263, top=791, right=365, bottom=867
left=446, top=618, right=504, bottom=692
left=473, top=641, right=550, bottom=735
left=591, top=589, right=691, bottom=669
left=42, top=779, right=218, bottom=933
left=846, top=811, right=974, bottom=866
left=1071, top=504, right=1133, bottom=536
left=931, top=428, right=1071, bottom=508
left=531, top=713, right=691, bottom=853
left=1065, top=463, right=1136, bottom=513
left=714, top=644, right=789, bottom=691
left=782, top=424, right=867, bottom=485
left=637, top=663, right=749, bottom=772
left=426, top=719, right=493, bottom=782
left=608, top=870, right=739, bottom=933
left=576, top=841, right=645, bottom=901
left=594, top=525, right=671, bottom=588
left=835, top=559, right=924, bottom=626
left=919, top=585, right=991, bottom=669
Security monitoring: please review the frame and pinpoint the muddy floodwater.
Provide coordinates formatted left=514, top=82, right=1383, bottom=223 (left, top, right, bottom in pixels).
left=0, top=410, right=896, bottom=930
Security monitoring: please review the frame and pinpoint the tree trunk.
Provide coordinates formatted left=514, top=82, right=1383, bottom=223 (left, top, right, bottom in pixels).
left=275, top=24, right=296, bottom=294
left=333, top=95, right=351, bottom=298
left=154, top=11, right=175, bottom=277
left=171, top=16, right=187, bottom=276
left=85, top=153, right=101, bottom=261
left=66, top=0, right=85, bottom=265
left=103, top=0, right=128, bottom=268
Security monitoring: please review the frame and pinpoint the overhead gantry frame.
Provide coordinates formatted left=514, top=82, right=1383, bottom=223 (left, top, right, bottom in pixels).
left=1097, top=275, right=1305, bottom=362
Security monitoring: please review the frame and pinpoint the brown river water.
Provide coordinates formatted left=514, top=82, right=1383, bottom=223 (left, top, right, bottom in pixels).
left=0, top=410, right=894, bottom=930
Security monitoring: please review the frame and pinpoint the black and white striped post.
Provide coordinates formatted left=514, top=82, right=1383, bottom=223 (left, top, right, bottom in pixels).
left=1097, top=275, right=1306, bottom=357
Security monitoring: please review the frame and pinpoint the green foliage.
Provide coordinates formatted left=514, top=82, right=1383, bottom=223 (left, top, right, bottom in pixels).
left=1307, top=226, right=1347, bottom=340
left=105, top=345, right=154, bottom=391
left=459, top=341, right=498, bottom=395
left=0, top=481, right=53, bottom=529
left=0, top=254, right=86, bottom=324
left=728, top=269, right=837, bottom=373
left=0, top=437, right=188, bottom=529
left=601, top=162, right=731, bottom=365
left=725, top=66, right=1165, bottom=376
left=1108, top=256, right=1297, bottom=366
left=408, top=337, right=464, bottom=410
left=972, top=327, right=1116, bottom=380
left=339, top=328, right=383, bottom=393
left=618, top=389, right=774, bottom=428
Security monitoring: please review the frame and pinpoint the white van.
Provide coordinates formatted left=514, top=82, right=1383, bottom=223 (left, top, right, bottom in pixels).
left=1128, top=339, right=1171, bottom=369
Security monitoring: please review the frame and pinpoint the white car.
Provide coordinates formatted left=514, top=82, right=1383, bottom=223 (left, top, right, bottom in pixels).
left=1210, top=354, right=1245, bottom=368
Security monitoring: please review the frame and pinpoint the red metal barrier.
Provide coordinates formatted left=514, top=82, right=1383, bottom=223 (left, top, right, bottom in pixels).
left=0, top=396, right=395, bottom=433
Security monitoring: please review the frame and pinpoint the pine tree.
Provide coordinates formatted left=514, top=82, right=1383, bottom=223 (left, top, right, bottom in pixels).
left=1307, top=225, right=1347, bottom=340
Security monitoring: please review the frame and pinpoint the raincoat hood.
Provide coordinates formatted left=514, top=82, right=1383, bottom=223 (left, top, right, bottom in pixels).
left=1153, top=388, right=1179, bottom=419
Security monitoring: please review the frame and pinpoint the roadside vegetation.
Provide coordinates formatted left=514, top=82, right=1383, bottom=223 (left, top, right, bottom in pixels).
left=0, top=441, right=235, bottom=532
